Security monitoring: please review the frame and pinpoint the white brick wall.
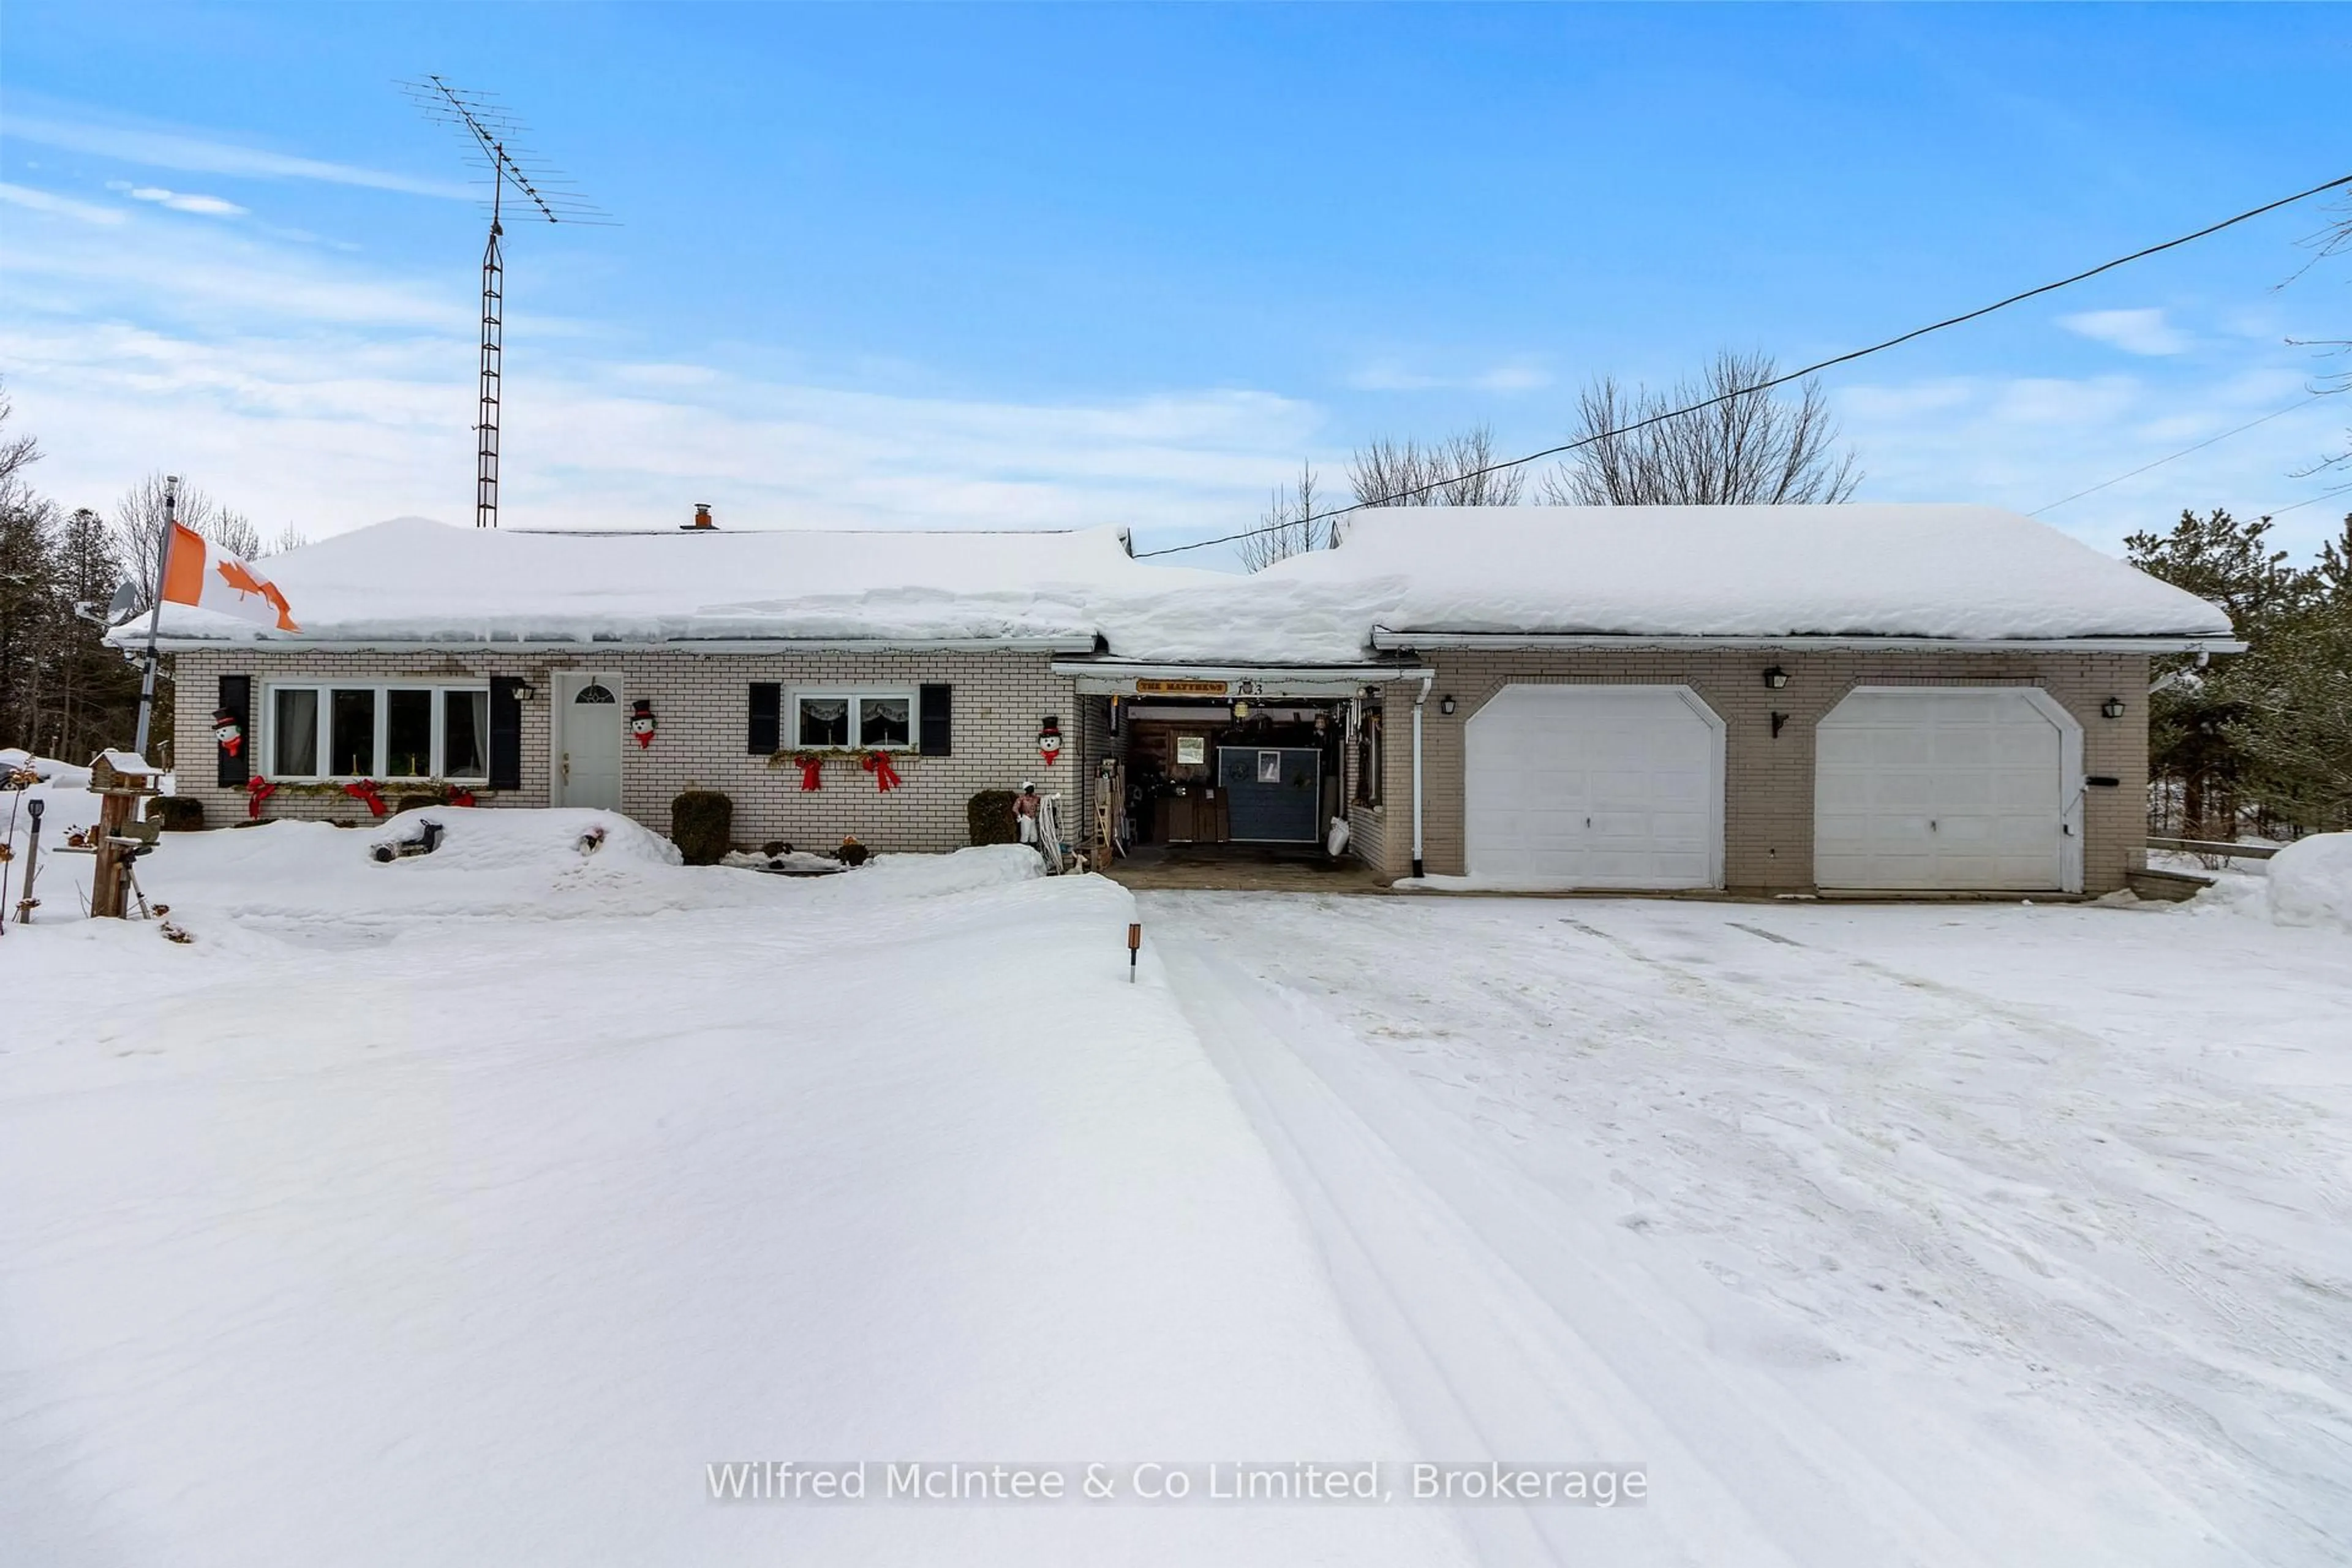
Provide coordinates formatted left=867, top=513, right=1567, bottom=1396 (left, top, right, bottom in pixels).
left=170, top=647, right=1086, bottom=853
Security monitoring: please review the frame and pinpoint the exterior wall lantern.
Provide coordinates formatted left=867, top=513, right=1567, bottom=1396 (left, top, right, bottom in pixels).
left=2101, top=696, right=2127, bottom=719
left=1762, top=666, right=1789, bottom=690
left=1439, top=695, right=1457, bottom=715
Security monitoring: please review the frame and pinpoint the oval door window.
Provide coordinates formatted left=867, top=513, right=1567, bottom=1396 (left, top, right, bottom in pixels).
left=575, top=682, right=616, bottom=704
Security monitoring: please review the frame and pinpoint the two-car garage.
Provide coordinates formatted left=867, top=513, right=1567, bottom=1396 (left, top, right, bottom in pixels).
left=1457, top=682, right=2082, bottom=894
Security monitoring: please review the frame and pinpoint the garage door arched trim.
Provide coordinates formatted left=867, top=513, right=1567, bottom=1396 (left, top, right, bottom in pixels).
left=1814, top=685, right=2084, bottom=894
left=1464, top=683, right=1725, bottom=890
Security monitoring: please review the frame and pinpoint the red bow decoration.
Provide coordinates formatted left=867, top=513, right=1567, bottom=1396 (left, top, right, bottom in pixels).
left=448, top=787, right=477, bottom=807
left=343, top=778, right=388, bottom=818
left=246, top=777, right=277, bottom=819
left=795, top=753, right=823, bottom=792
left=861, top=751, right=902, bottom=793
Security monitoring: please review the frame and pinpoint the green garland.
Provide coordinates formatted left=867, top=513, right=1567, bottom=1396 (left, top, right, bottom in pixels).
left=258, top=779, right=484, bottom=799
left=765, top=748, right=915, bottom=771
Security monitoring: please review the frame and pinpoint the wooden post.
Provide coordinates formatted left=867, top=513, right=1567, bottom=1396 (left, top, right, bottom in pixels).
left=13, top=799, right=40, bottom=924
left=91, top=791, right=134, bottom=919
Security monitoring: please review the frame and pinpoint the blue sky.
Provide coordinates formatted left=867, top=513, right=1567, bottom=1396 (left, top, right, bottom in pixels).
left=2, top=2, right=2346, bottom=566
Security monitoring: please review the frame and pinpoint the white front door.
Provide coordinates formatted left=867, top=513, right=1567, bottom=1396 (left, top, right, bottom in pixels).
left=1464, top=684, right=1725, bottom=889
left=1814, top=687, right=2081, bottom=892
left=556, top=672, right=625, bottom=811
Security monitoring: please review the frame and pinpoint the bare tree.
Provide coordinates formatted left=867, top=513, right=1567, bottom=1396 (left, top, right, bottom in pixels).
left=109, top=472, right=222, bottom=608
left=266, top=521, right=311, bottom=556
left=1348, top=424, right=1526, bottom=508
left=0, top=382, right=37, bottom=507
left=1539, top=349, right=1860, bottom=506
left=2285, top=192, right=2351, bottom=482
left=1238, top=462, right=1335, bottom=573
left=209, top=509, right=264, bottom=560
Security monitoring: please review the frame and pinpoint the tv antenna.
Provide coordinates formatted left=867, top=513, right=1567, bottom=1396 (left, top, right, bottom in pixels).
left=402, top=75, right=612, bottom=528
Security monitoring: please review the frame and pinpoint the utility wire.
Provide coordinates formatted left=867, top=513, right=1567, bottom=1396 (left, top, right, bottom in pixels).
left=1136, top=168, right=2352, bottom=560
left=2261, top=479, right=2352, bottom=519
left=2030, top=393, right=2329, bottom=515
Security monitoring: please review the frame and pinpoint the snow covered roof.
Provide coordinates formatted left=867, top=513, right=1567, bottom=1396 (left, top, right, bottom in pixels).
left=110, top=505, right=2236, bottom=662
left=1261, top=505, right=2237, bottom=649
left=114, top=516, right=1224, bottom=652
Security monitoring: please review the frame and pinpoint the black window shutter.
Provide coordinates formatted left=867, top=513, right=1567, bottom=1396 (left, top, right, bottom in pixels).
left=488, top=677, right=523, bottom=790
left=748, top=682, right=781, bottom=754
left=918, top=684, right=952, bottom=756
left=216, top=674, right=251, bottom=787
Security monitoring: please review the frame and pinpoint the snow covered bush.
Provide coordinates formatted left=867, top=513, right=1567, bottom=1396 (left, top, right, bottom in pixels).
left=2267, top=832, right=2352, bottom=932
left=670, top=790, right=733, bottom=865
left=967, top=788, right=1017, bottom=846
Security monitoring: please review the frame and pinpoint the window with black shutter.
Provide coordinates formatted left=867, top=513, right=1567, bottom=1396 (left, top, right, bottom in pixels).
left=918, top=684, right=952, bottom=756
left=488, top=677, right=523, bottom=790
left=748, top=682, right=781, bottom=754
left=216, top=674, right=251, bottom=787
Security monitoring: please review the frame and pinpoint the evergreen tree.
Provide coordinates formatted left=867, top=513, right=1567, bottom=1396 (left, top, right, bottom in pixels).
left=2128, top=508, right=2352, bottom=837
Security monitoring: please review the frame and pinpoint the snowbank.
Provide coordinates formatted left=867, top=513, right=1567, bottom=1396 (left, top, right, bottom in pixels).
left=89, top=810, right=1046, bottom=938
left=1, top=747, right=92, bottom=788
left=2, top=751, right=105, bottom=866
left=2266, top=832, right=2352, bottom=932
left=369, top=804, right=682, bottom=871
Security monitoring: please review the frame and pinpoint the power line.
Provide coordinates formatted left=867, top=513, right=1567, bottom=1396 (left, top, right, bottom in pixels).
left=1135, top=168, right=2352, bottom=560
left=2261, top=479, right=2352, bottom=519
left=2030, top=393, right=2329, bottom=515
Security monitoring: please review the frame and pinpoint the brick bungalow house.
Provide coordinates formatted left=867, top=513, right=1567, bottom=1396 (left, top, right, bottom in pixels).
left=125, top=504, right=2237, bottom=897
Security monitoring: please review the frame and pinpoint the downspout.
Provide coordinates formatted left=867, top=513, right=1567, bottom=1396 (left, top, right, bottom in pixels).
left=1411, top=674, right=1430, bottom=879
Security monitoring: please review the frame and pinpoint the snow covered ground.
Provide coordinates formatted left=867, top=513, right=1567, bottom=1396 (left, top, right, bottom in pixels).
left=1, top=816, right=1469, bottom=1566
left=4, top=807, right=2346, bottom=1564
left=1146, top=888, right=2351, bottom=1566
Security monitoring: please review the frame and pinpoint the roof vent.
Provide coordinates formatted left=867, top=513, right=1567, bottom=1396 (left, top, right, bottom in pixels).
left=684, top=502, right=715, bottom=531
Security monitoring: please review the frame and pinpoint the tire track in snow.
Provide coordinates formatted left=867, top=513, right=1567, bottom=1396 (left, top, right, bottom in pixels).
left=1147, top=894, right=2312, bottom=1564
left=1157, top=929, right=2007, bottom=1568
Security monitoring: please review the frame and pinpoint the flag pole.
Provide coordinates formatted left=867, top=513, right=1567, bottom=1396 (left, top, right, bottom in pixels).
left=131, top=475, right=178, bottom=761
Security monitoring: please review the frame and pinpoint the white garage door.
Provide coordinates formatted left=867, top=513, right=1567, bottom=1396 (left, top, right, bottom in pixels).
left=1464, top=685, right=1724, bottom=889
left=1814, top=688, right=2081, bottom=892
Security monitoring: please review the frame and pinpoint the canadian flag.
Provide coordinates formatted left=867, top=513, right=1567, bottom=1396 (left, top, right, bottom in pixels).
left=160, top=522, right=300, bottom=632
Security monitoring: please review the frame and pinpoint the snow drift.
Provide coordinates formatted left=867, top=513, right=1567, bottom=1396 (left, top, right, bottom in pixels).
left=2266, top=832, right=2352, bottom=932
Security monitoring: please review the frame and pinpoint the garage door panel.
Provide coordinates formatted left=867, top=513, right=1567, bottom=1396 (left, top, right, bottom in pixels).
left=1815, top=688, right=2074, bottom=892
left=1465, top=686, right=1722, bottom=888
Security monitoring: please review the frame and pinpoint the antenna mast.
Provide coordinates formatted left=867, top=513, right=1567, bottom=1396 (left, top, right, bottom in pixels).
left=404, top=76, right=611, bottom=528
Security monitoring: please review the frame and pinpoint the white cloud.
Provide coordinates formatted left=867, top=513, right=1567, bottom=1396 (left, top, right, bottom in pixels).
left=0, top=181, right=124, bottom=225
left=3, top=110, right=471, bottom=200
left=1347, top=358, right=1552, bottom=393
left=2058, top=307, right=2189, bottom=356
left=126, top=186, right=249, bottom=217
left=1833, top=370, right=2348, bottom=558
left=0, top=203, right=1332, bottom=549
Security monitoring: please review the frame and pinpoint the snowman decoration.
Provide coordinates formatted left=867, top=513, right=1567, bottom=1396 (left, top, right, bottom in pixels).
left=211, top=706, right=244, bottom=758
left=628, top=698, right=658, bottom=749
left=1038, top=715, right=1063, bottom=766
